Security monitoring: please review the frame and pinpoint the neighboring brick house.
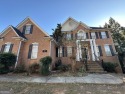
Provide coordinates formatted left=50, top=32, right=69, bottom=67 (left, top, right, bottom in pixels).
left=0, top=17, right=57, bottom=68
left=58, top=17, right=121, bottom=71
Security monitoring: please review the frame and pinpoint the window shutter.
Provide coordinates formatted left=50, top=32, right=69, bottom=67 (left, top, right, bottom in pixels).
left=65, top=47, right=67, bottom=57
left=98, top=46, right=103, bottom=56
left=56, top=47, right=58, bottom=57
left=30, top=25, right=33, bottom=34
left=90, top=32, right=92, bottom=39
left=95, top=32, right=98, bottom=39
left=109, top=45, right=115, bottom=56
left=28, top=44, right=33, bottom=59
left=86, top=33, right=89, bottom=39
left=105, top=31, right=109, bottom=38
left=62, top=47, right=65, bottom=57
left=9, top=44, right=14, bottom=53
left=99, top=32, right=102, bottom=39
left=75, top=33, right=77, bottom=39
left=71, top=33, right=73, bottom=40
left=22, top=26, right=26, bottom=34
left=0, top=44, right=5, bottom=53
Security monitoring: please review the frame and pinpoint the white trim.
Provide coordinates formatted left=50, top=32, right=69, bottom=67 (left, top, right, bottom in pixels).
left=5, top=42, right=11, bottom=44
left=0, top=26, right=26, bottom=40
left=16, top=17, right=50, bottom=37
left=15, top=41, right=22, bottom=68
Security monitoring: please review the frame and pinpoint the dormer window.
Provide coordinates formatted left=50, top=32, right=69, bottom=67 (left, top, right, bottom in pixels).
left=25, top=25, right=31, bottom=34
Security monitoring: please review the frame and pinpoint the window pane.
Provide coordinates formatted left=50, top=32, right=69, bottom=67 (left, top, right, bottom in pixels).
left=91, top=32, right=96, bottom=39
left=67, top=34, right=71, bottom=40
left=77, top=31, right=85, bottom=39
left=58, top=47, right=62, bottom=57
left=4, top=44, right=11, bottom=52
left=25, top=25, right=31, bottom=34
left=31, top=44, right=38, bottom=59
left=67, top=47, right=72, bottom=57
left=104, top=45, right=112, bottom=56
left=101, top=32, right=107, bottom=39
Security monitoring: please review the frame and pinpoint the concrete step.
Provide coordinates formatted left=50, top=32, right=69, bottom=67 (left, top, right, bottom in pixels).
left=87, top=70, right=107, bottom=73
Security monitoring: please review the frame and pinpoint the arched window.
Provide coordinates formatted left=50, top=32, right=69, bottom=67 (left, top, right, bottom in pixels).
left=77, top=30, right=86, bottom=39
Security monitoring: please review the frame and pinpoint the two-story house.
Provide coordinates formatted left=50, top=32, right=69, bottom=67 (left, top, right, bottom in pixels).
left=58, top=17, right=121, bottom=72
left=0, top=17, right=57, bottom=68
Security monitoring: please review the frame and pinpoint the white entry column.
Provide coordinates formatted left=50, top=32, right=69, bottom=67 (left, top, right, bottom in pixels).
left=90, top=39, right=95, bottom=61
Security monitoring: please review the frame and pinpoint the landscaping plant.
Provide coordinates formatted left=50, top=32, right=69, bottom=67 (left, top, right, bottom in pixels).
left=0, top=53, right=16, bottom=74
left=103, top=62, right=118, bottom=72
left=40, top=56, right=52, bottom=75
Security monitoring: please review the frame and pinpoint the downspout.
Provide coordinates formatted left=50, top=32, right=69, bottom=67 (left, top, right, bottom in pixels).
left=15, top=40, right=22, bottom=68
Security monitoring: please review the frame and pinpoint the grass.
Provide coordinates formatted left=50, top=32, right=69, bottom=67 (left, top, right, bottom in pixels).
left=0, top=82, right=124, bottom=94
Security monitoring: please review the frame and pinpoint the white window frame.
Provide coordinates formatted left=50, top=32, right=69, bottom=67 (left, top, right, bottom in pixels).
left=4, top=43, right=11, bottom=53
left=104, top=44, right=112, bottom=56
left=91, top=32, right=96, bottom=39
left=58, top=47, right=62, bottom=57
left=67, top=46, right=72, bottom=57
left=101, top=32, right=107, bottom=39
left=66, top=33, right=71, bottom=40
left=77, top=30, right=86, bottom=39
left=25, top=24, right=31, bottom=34
left=31, top=43, right=38, bottom=59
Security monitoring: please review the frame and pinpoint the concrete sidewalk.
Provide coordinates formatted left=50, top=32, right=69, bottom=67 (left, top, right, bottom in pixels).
left=0, top=74, right=123, bottom=84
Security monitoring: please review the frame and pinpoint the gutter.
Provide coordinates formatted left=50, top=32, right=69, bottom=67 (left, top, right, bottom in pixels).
left=15, top=40, right=22, bottom=68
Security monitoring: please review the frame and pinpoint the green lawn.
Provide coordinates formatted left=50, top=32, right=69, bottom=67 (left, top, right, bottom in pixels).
left=0, top=82, right=124, bottom=94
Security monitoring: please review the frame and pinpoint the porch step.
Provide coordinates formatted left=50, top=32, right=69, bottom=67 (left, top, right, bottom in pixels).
left=87, top=62, right=105, bottom=73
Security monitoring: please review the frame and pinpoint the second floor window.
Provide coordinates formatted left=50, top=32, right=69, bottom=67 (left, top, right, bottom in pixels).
left=25, top=25, right=31, bottom=34
left=91, top=32, right=96, bottom=39
left=77, top=31, right=85, bottom=39
left=66, top=33, right=71, bottom=40
left=101, top=32, right=107, bottom=39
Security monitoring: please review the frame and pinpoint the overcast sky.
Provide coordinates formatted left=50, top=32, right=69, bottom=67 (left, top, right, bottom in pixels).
left=0, top=0, right=125, bottom=34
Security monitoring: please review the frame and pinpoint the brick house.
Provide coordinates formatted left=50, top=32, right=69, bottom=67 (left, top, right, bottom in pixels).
left=58, top=17, right=121, bottom=72
left=0, top=17, right=122, bottom=72
left=0, top=17, right=57, bottom=68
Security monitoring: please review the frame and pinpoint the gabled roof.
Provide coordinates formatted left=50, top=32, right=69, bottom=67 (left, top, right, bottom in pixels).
left=11, top=26, right=27, bottom=39
left=0, top=25, right=27, bottom=40
left=16, top=17, right=50, bottom=37
left=62, top=17, right=91, bottom=30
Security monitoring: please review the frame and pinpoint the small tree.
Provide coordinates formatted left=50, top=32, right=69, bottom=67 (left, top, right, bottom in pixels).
left=40, top=56, right=52, bottom=75
left=0, top=53, right=16, bottom=73
left=52, top=24, right=64, bottom=58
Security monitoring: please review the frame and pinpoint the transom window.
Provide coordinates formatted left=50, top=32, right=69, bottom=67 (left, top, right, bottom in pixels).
left=101, top=32, right=107, bottom=39
left=31, top=43, right=38, bottom=59
left=25, top=25, right=31, bottom=34
left=4, top=44, right=11, bottom=53
left=104, top=45, right=112, bottom=56
left=77, top=31, right=86, bottom=39
left=91, top=32, right=96, bottom=39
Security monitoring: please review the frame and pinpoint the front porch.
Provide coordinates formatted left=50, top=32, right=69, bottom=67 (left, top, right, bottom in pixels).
left=76, top=39, right=99, bottom=62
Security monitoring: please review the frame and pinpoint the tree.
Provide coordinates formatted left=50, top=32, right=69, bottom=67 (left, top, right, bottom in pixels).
left=104, top=17, right=125, bottom=53
left=52, top=24, right=64, bottom=57
left=104, top=17, right=125, bottom=73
